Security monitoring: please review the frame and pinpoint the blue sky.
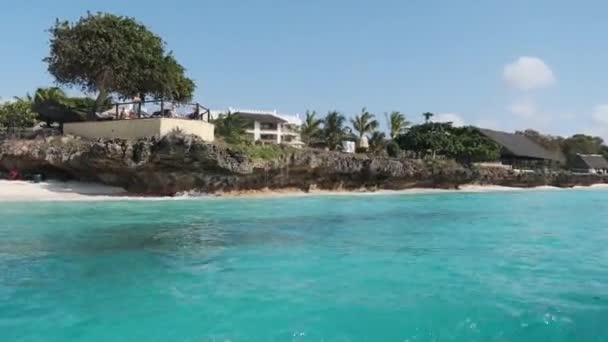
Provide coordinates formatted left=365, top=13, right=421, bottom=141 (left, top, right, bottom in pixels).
left=2, top=0, right=608, bottom=138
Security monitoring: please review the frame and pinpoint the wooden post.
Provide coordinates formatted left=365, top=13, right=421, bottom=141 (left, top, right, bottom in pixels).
left=160, top=100, right=164, bottom=117
left=196, top=104, right=200, bottom=120
left=138, top=102, right=142, bottom=118
left=115, top=104, right=119, bottom=119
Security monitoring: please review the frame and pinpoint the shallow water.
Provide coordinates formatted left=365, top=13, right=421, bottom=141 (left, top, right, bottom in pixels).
left=1, top=190, right=608, bottom=341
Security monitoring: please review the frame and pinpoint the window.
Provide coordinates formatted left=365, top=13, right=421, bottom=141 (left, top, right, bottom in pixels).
left=260, top=122, right=277, bottom=130
left=260, top=134, right=277, bottom=141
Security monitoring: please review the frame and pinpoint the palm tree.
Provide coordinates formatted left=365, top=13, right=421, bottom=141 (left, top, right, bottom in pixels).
left=351, top=107, right=379, bottom=140
left=300, top=110, right=323, bottom=145
left=323, top=111, right=348, bottom=150
left=385, top=111, right=410, bottom=139
left=368, top=131, right=387, bottom=153
left=423, top=112, right=434, bottom=123
left=33, top=88, right=83, bottom=128
left=213, top=112, right=249, bottom=144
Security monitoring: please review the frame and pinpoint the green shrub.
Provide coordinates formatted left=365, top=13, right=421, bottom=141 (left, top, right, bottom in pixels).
left=386, top=141, right=401, bottom=157
left=231, top=144, right=292, bottom=161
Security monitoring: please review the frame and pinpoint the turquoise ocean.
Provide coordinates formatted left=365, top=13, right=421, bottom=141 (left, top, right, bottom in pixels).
left=1, top=190, right=608, bottom=341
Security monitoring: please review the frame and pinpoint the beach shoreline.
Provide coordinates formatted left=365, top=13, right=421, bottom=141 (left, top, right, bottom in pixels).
left=1, top=179, right=608, bottom=202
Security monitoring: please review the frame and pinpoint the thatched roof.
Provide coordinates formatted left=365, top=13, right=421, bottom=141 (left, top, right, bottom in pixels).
left=479, top=128, right=565, bottom=162
left=574, top=154, right=608, bottom=169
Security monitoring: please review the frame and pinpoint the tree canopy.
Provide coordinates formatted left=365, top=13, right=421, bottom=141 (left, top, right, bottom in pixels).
left=561, top=134, right=608, bottom=164
left=368, top=131, right=387, bottom=153
left=44, top=12, right=195, bottom=118
left=351, top=108, right=379, bottom=140
left=386, top=111, right=410, bottom=139
left=396, top=123, right=500, bottom=162
left=0, top=96, right=38, bottom=130
left=32, top=87, right=112, bottom=126
left=323, top=111, right=349, bottom=150
left=300, top=110, right=323, bottom=145
left=213, top=112, right=249, bottom=144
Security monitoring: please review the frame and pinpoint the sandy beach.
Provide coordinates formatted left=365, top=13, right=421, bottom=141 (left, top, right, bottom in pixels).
left=1, top=179, right=607, bottom=202
left=0, top=180, right=128, bottom=202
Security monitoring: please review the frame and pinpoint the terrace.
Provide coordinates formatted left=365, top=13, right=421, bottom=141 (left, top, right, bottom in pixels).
left=63, top=100, right=215, bottom=141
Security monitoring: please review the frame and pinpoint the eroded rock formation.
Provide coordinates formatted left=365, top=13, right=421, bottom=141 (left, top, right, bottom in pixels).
left=1, top=134, right=606, bottom=195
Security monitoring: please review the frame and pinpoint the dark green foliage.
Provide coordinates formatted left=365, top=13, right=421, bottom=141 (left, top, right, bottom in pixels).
left=44, top=12, right=195, bottom=118
left=561, top=134, right=606, bottom=166
left=213, top=112, right=249, bottom=144
left=323, top=111, right=349, bottom=150
left=518, top=130, right=608, bottom=167
left=351, top=108, right=379, bottom=140
left=396, top=123, right=500, bottom=162
left=231, top=144, right=291, bottom=161
left=0, top=96, right=38, bottom=129
left=32, top=87, right=112, bottom=125
left=451, top=126, right=501, bottom=163
left=386, top=141, right=401, bottom=157
left=386, top=111, right=410, bottom=139
left=422, top=112, right=434, bottom=123
left=396, top=122, right=452, bottom=157
left=368, top=131, right=387, bottom=153
left=300, top=110, right=323, bottom=145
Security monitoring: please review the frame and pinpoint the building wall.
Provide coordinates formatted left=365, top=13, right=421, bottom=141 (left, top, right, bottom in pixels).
left=245, top=120, right=300, bottom=144
left=159, top=119, right=214, bottom=141
left=64, top=118, right=214, bottom=141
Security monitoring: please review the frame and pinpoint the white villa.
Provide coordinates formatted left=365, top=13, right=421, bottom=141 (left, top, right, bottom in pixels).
left=213, top=108, right=304, bottom=146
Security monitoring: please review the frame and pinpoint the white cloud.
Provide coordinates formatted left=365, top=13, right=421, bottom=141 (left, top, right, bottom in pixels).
left=503, top=56, right=556, bottom=91
left=431, top=113, right=465, bottom=127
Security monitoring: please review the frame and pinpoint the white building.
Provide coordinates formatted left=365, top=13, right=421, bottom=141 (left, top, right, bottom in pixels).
left=212, top=108, right=303, bottom=146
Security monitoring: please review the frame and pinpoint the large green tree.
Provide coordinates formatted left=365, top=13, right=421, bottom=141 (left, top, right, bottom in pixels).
left=386, top=111, right=410, bottom=139
left=44, top=12, right=195, bottom=119
left=396, top=123, right=499, bottom=162
left=323, top=111, right=348, bottom=150
left=561, top=134, right=606, bottom=165
left=351, top=108, right=379, bottom=140
left=300, top=110, right=323, bottom=145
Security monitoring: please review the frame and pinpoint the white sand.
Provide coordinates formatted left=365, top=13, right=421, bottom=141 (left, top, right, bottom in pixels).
left=0, top=180, right=607, bottom=202
left=0, top=180, right=128, bottom=202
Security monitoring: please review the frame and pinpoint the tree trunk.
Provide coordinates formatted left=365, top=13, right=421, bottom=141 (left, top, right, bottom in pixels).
left=91, top=88, right=109, bottom=121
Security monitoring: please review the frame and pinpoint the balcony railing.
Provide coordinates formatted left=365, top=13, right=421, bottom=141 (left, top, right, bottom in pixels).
left=106, top=100, right=211, bottom=122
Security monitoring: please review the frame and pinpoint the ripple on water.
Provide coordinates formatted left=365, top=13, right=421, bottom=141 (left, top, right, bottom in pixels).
left=1, top=191, right=608, bottom=341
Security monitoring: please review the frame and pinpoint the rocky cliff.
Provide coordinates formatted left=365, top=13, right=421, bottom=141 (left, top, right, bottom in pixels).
left=1, top=134, right=606, bottom=195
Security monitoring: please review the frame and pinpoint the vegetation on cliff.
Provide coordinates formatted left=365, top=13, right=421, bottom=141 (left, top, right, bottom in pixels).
left=517, top=129, right=608, bottom=168
left=2, top=134, right=606, bottom=195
